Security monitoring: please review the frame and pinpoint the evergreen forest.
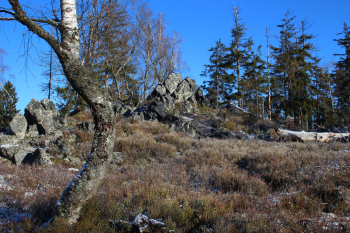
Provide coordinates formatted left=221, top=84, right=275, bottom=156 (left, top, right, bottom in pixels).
left=201, top=8, right=350, bottom=130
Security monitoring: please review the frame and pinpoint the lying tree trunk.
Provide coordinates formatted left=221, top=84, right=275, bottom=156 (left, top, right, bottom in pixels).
left=275, top=127, right=350, bottom=142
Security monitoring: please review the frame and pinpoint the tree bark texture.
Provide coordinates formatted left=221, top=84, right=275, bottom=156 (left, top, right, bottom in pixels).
left=6, top=0, right=117, bottom=225
left=275, top=128, right=350, bottom=142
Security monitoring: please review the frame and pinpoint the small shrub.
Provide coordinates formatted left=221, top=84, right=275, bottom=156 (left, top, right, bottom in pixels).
left=75, top=130, right=94, bottom=143
left=154, top=132, right=193, bottom=151
left=114, top=134, right=177, bottom=164
left=70, top=109, right=93, bottom=122
left=207, top=165, right=268, bottom=196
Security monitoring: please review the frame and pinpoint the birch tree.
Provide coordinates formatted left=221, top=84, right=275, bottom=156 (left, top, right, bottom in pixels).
left=1, top=0, right=117, bottom=225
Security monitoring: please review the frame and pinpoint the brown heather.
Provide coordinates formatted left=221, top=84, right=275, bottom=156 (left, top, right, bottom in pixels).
left=1, top=115, right=350, bottom=232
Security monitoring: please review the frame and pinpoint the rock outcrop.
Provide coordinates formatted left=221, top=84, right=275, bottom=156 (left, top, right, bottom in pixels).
left=113, top=73, right=259, bottom=139
left=0, top=98, right=60, bottom=166
left=9, top=114, right=27, bottom=139
left=118, top=73, right=210, bottom=122
left=24, top=98, right=59, bottom=135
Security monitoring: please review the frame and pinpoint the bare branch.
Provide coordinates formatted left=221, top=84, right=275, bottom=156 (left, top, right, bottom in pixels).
left=7, top=0, right=60, bottom=55
left=0, top=16, right=59, bottom=27
left=0, top=81, right=14, bottom=103
left=0, top=9, right=15, bottom=16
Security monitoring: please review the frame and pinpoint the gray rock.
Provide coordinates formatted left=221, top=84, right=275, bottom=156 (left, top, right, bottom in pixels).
left=195, top=87, right=203, bottom=99
left=202, top=97, right=211, bottom=107
left=26, top=124, right=39, bottom=137
left=14, top=147, right=36, bottom=165
left=188, top=96, right=200, bottom=113
left=78, top=121, right=95, bottom=133
left=149, top=84, right=167, bottom=99
left=115, top=105, right=135, bottom=117
left=41, top=99, right=59, bottom=117
left=55, top=134, right=77, bottom=158
left=185, top=77, right=199, bottom=94
left=0, top=143, right=20, bottom=162
left=64, top=156, right=81, bottom=166
left=0, top=134, right=18, bottom=145
left=111, top=152, right=125, bottom=165
left=24, top=99, right=59, bottom=135
left=29, top=137, right=51, bottom=149
left=0, top=157, right=12, bottom=165
left=22, top=148, right=53, bottom=166
left=0, top=142, right=37, bottom=165
left=148, top=101, right=168, bottom=120
left=50, top=130, right=64, bottom=141
left=183, top=100, right=193, bottom=113
left=195, top=88, right=210, bottom=107
left=131, top=111, right=145, bottom=122
left=164, top=73, right=182, bottom=94
left=160, top=94, right=175, bottom=111
left=209, top=131, right=237, bottom=140
left=169, top=117, right=198, bottom=137
left=56, top=117, right=68, bottom=129
left=143, top=110, right=157, bottom=121
left=172, top=80, right=192, bottom=103
left=9, top=114, right=28, bottom=139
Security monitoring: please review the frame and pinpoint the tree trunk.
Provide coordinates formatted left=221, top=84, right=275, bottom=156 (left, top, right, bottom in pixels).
left=266, top=26, right=271, bottom=121
left=275, top=128, right=350, bottom=142
left=5, top=0, right=117, bottom=225
left=48, top=48, right=53, bottom=99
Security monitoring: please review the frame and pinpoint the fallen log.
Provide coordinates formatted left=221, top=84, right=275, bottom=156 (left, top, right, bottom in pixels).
left=274, top=127, right=350, bottom=142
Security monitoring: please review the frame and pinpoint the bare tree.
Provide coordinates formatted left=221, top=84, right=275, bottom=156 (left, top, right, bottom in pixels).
left=1, top=0, right=117, bottom=225
left=264, top=26, right=272, bottom=120
left=137, top=12, right=186, bottom=101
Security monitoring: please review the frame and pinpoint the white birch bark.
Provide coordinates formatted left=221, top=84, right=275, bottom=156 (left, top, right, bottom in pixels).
left=3, top=0, right=117, bottom=225
left=60, top=0, right=80, bottom=59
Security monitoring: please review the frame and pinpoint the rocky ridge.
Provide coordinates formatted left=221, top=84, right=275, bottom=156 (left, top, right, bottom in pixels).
left=0, top=73, right=264, bottom=167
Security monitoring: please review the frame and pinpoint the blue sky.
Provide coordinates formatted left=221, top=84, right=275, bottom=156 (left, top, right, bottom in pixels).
left=1, top=0, right=349, bottom=113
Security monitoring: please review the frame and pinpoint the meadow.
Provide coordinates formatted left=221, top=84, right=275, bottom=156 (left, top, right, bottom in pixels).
left=1, top=112, right=350, bottom=232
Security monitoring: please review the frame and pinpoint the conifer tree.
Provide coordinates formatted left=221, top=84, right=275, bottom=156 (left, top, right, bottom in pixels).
left=224, top=3, right=251, bottom=107
left=0, top=81, right=19, bottom=128
left=241, top=41, right=266, bottom=115
left=293, top=19, right=322, bottom=130
left=313, top=65, right=337, bottom=126
left=270, top=10, right=298, bottom=121
left=201, top=39, right=231, bottom=106
left=332, top=23, right=350, bottom=123
left=264, top=26, right=272, bottom=120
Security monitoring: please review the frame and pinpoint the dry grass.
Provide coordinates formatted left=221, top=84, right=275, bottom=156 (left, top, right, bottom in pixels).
left=1, top=118, right=350, bottom=232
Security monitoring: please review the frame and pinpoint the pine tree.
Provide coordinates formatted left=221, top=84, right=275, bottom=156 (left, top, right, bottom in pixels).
left=270, top=10, right=298, bottom=121
left=332, top=23, right=350, bottom=123
left=313, top=65, right=337, bottom=127
left=224, top=3, right=251, bottom=107
left=293, top=19, right=322, bottom=130
left=241, top=41, right=266, bottom=115
left=0, top=81, right=19, bottom=128
left=201, top=40, right=231, bottom=106
left=264, top=26, right=272, bottom=120
left=56, top=82, right=87, bottom=116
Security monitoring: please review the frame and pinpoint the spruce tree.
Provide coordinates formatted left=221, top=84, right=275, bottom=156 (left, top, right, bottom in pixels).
left=0, top=81, right=19, bottom=128
left=313, top=65, right=337, bottom=127
left=241, top=41, right=266, bottom=115
left=332, top=23, right=350, bottom=123
left=201, top=39, right=231, bottom=106
left=223, top=4, right=251, bottom=107
left=293, top=19, right=322, bottom=130
left=270, top=10, right=298, bottom=121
